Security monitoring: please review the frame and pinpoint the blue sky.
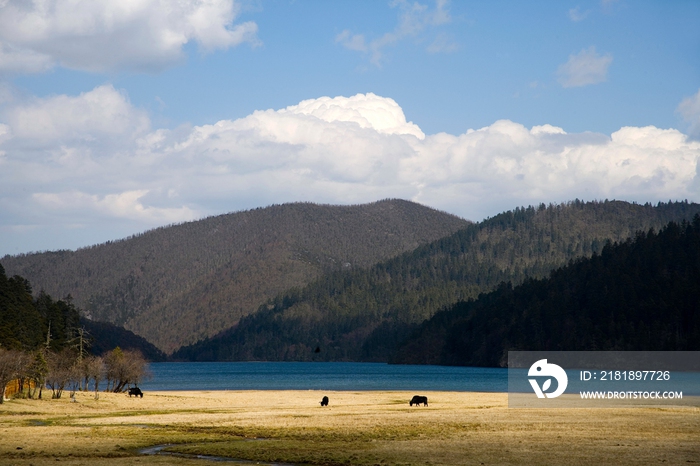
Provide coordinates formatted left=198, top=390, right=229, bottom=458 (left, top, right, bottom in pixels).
left=1, top=0, right=699, bottom=256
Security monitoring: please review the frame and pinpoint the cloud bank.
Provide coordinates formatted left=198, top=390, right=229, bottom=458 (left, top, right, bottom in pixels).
left=1, top=87, right=699, bottom=255
left=0, top=0, right=258, bottom=73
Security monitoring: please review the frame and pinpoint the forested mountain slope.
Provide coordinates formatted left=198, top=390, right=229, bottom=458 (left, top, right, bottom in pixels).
left=0, top=262, right=167, bottom=360
left=391, top=216, right=700, bottom=367
left=0, top=263, right=79, bottom=352
left=2, top=200, right=468, bottom=353
left=173, top=200, right=700, bottom=362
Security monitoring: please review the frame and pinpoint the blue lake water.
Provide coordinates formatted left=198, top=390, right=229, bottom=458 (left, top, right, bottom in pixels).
left=139, top=362, right=508, bottom=392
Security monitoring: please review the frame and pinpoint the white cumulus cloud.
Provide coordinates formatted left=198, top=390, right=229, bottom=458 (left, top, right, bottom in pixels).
left=0, top=0, right=258, bottom=74
left=283, top=93, right=425, bottom=139
left=2, top=84, right=150, bottom=142
left=1, top=87, right=699, bottom=255
left=557, top=46, right=613, bottom=88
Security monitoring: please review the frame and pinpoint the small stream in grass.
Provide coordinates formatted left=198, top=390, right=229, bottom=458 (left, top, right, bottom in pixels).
left=139, top=443, right=296, bottom=465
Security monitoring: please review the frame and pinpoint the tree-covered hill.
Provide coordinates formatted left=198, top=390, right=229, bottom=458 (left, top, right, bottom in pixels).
left=2, top=200, right=469, bottom=353
left=0, top=263, right=80, bottom=352
left=172, top=200, right=700, bottom=362
left=1, top=263, right=164, bottom=360
left=391, top=216, right=700, bottom=367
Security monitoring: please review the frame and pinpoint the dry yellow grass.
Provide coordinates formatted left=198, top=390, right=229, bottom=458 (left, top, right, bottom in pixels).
left=1, top=390, right=698, bottom=465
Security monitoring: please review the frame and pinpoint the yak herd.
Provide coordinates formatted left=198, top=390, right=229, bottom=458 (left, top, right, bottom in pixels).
left=124, top=391, right=429, bottom=407
left=317, top=395, right=428, bottom=407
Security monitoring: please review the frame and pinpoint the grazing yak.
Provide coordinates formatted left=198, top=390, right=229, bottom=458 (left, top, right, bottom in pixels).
left=128, top=386, right=143, bottom=398
left=320, top=396, right=329, bottom=406
left=410, top=395, right=428, bottom=406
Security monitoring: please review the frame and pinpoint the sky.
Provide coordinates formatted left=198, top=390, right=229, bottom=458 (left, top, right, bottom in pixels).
left=0, top=0, right=699, bottom=257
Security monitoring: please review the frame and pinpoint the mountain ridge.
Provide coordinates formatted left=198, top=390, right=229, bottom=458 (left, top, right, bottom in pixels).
left=2, top=199, right=469, bottom=353
left=172, top=200, right=700, bottom=362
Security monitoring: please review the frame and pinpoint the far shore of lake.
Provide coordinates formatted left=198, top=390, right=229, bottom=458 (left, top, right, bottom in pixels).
left=1, top=390, right=699, bottom=465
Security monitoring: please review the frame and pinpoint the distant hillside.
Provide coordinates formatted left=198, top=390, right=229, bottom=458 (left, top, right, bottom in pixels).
left=2, top=200, right=469, bottom=353
left=172, top=200, right=700, bottom=362
left=81, top=320, right=166, bottom=362
left=391, top=216, right=700, bottom=366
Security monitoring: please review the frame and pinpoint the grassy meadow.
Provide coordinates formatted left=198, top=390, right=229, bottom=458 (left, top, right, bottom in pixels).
left=0, top=390, right=698, bottom=465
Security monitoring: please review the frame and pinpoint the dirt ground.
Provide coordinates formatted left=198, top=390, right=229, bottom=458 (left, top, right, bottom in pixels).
left=1, top=390, right=698, bottom=465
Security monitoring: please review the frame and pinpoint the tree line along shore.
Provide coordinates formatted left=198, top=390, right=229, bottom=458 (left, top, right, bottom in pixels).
left=0, top=263, right=148, bottom=402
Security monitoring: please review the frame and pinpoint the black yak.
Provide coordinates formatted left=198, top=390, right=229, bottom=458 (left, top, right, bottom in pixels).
left=409, top=395, right=428, bottom=406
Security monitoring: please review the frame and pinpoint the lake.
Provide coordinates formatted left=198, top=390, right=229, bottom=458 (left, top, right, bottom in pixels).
left=139, top=362, right=508, bottom=392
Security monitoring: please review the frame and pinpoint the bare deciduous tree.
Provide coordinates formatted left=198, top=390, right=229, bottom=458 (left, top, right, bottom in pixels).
left=104, top=347, right=148, bottom=392
left=46, top=348, right=79, bottom=399
left=12, top=351, right=32, bottom=398
left=81, top=355, right=105, bottom=399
